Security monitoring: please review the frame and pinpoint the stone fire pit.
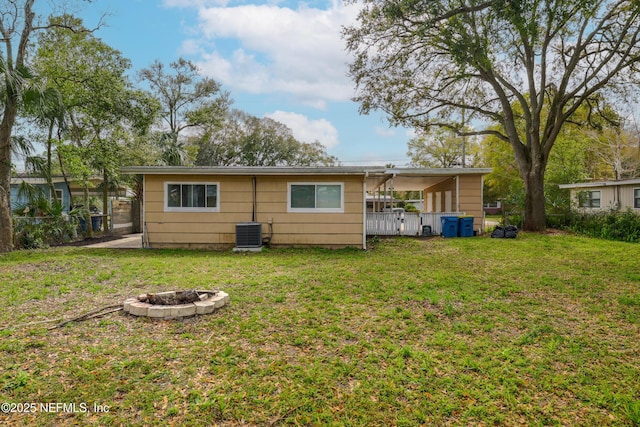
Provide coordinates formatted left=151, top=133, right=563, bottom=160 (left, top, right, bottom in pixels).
left=123, top=290, right=229, bottom=319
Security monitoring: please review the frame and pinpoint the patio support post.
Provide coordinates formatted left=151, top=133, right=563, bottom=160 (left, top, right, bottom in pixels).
left=384, top=182, right=387, bottom=211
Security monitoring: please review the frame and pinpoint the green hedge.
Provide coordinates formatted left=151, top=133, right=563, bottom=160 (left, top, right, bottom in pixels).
left=568, top=210, right=640, bottom=243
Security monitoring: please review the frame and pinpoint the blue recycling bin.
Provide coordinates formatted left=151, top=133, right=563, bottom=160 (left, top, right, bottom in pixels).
left=79, top=215, right=103, bottom=232
left=440, top=216, right=459, bottom=238
left=458, top=216, right=474, bottom=237
left=91, top=215, right=102, bottom=232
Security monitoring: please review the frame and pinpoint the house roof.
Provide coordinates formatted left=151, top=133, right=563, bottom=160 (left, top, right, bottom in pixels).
left=559, top=178, right=640, bottom=189
left=381, top=168, right=492, bottom=191
left=11, top=175, right=69, bottom=184
left=11, top=175, right=131, bottom=196
left=120, top=165, right=383, bottom=176
left=120, top=166, right=492, bottom=191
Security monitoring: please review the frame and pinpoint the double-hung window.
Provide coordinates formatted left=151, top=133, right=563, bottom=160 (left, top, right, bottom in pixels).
left=634, top=188, right=640, bottom=209
left=165, top=182, right=219, bottom=212
left=579, top=190, right=601, bottom=209
left=288, top=183, right=343, bottom=213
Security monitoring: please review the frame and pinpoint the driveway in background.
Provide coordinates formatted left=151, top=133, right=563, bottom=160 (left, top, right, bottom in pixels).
left=84, top=233, right=143, bottom=249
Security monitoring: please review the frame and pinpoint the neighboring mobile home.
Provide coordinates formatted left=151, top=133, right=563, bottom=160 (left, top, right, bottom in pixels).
left=121, top=166, right=491, bottom=250
left=559, top=178, right=640, bottom=212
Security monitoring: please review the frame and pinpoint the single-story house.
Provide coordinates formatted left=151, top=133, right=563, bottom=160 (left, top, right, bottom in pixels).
left=11, top=175, right=135, bottom=233
left=483, top=200, right=503, bottom=215
left=559, top=178, right=640, bottom=212
left=121, top=166, right=491, bottom=250
left=11, top=175, right=132, bottom=212
left=10, top=176, right=72, bottom=212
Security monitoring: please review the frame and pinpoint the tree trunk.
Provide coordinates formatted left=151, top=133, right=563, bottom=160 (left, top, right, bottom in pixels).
left=0, top=99, right=19, bottom=253
left=102, top=169, right=109, bottom=233
left=522, top=169, right=547, bottom=231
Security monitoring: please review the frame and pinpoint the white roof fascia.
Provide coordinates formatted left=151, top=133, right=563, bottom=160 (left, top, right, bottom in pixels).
left=120, top=166, right=384, bottom=176
left=559, top=178, right=640, bottom=189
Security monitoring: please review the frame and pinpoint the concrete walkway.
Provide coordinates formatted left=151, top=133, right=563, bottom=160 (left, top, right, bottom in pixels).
left=484, top=219, right=500, bottom=229
left=84, top=233, right=143, bottom=249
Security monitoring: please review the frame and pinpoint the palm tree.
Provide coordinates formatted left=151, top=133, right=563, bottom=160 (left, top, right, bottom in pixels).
left=1, top=55, right=45, bottom=251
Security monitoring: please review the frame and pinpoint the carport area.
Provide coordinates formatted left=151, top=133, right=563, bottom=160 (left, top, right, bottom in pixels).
left=365, top=168, right=491, bottom=236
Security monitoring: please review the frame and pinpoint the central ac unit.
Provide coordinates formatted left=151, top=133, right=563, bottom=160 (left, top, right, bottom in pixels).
left=236, top=222, right=262, bottom=248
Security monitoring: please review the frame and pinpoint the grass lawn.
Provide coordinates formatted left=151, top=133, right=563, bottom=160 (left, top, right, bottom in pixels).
left=0, top=234, right=639, bottom=426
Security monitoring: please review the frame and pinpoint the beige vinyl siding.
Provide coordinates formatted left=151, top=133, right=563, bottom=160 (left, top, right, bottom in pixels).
left=423, top=175, right=485, bottom=232
left=570, top=185, right=640, bottom=212
left=144, top=174, right=364, bottom=249
left=255, top=176, right=363, bottom=248
left=624, top=187, right=640, bottom=210
left=457, top=175, right=484, bottom=230
left=615, top=186, right=640, bottom=211
left=570, top=187, right=609, bottom=211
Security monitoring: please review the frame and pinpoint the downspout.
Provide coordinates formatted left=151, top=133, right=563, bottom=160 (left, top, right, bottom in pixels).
left=456, top=175, right=460, bottom=213
left=252, top=176, right=257, bottom=222
left=363, top=172, right=368, bottom=250
left=143, top=174, right=150, bottom=248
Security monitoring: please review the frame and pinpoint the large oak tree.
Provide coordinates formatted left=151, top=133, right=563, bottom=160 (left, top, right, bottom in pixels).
left=344, top=0, right=640, bottom=230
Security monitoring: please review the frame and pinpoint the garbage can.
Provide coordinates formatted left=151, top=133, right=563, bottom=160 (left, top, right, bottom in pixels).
left=440, top=216, right=459, bottom=238
left=458, top=216, right=474, bottom=237
left=91, top=215, right=102, bottom=232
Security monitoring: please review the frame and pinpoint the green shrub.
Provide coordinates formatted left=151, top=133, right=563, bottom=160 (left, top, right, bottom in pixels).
left=546, top=212, right=572, bottom=229
left=569, top=210, right=640, bottom=243
left=12, top=199, right=80, bottom=249
left=12, top=215, right=79, bottom=249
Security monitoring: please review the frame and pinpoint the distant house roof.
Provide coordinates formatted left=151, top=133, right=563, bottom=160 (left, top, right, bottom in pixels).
left=11, top=175, right=131, bottom=197
left=559, top=178, right=640, bottom=189
left=120, top=166, right=492, bottom=191
left=11, top=175, right=68, bottom=185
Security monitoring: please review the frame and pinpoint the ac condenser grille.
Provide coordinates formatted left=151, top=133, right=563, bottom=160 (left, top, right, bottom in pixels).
left=236, top=222, right=262, bottom=247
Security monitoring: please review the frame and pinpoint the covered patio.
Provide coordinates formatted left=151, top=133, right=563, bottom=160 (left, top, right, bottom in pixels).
left=364, top=168, right=491, bottom=236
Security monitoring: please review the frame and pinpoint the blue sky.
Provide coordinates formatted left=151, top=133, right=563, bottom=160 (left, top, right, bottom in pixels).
left=77, top=0, right=415, bottom=166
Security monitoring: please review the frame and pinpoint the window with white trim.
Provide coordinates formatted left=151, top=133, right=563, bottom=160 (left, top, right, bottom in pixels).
left=288, top=183, right=343, bottom=212
left=165, top=182, right=219, bottom=212
left=579, top=190, right=601, bottom=208
left=634, top=188, right=640, bottom=209
left=50, top=189, right=63, bottom=204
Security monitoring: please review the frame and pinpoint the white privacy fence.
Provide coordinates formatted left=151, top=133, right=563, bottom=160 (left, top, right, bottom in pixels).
left=366, top=212, right=464, bottom=236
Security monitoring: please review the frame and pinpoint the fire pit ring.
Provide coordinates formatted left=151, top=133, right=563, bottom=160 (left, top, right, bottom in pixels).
left=123, top=290, right=229, bottom=319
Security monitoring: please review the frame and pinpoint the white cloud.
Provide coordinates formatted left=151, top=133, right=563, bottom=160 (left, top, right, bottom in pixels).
left=405, top=128, right=418, bottom=138
left=375, top=126, right=396, bottom=137
left=265, top=110, right=339, bottom=148
left=171, top=1, right=360, bottom=108
left=163, top=0, right=229, bottom=8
